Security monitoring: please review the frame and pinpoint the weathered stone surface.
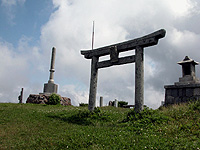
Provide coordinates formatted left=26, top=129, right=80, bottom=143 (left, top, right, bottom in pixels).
left=81, top=29, right=166, bottom=112
left=100, top=96, right=103, bottom=107
left=43, top=82, right=58, bottom=94
left=60, top=97, right=72, bottom=106
left=135, top=46, right=144, bottom=112
left=108, top=101, right=113, bottom=106
left=26, top=94, right=71, bottom=106
left=81, top=29, right=166, bottom=59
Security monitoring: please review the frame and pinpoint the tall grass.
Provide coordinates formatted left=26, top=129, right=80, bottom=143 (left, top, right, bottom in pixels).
left=0, top=102, right=199, bottom=149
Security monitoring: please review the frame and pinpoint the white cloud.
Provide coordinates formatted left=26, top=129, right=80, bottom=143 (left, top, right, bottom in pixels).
left=0, top=36, right=45, bottom=103
left=60, top=84, right=89, bottom=106
left=167, top=0, right=197, bottom=17
left=1, top=0, right=200, bottom=109
left=0, top=39, right=28, bottom=102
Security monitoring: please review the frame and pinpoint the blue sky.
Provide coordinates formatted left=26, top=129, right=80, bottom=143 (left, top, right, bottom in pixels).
left=1, top=0, right=200, bottom=108
left=0, top=0, right=53, bottom=46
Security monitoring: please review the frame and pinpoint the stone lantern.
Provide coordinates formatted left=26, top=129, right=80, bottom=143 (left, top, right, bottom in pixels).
left=175, top=56, right=199, bottom=85
left=164, top=56, right=200, bottom=105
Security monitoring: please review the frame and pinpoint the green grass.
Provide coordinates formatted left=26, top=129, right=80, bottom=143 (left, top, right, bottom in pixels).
left=0, top=101, right=200, bottom=149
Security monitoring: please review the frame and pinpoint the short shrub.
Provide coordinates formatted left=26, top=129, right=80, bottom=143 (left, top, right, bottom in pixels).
left=48, top=93, right=60, bottom=105
left=118, top=101, right=128, bottom=107
left=111, top=100, right=128, bottom=107
left=79, top=103, right=89, bottom=107
left=124, top=107, right=170, bottom=130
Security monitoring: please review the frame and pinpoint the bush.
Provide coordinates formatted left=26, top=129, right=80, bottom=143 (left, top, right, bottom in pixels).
left=48, top=93, right=60, bottom=105
left=79, top=103, right=88, bottom=107
left=111, top=100, right=128, bottom=107
left=118, top=101, right=128, bottom=107
left=123, top=107, right=170, bottom=130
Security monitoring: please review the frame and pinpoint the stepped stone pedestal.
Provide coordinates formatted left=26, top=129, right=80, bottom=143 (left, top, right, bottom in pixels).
left=164, top=56, right=200, bottom=105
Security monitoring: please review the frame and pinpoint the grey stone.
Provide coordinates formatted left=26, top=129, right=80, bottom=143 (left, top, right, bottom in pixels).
left=114, top=99, right=118, bottom=107
left=135, top=46, right=144, bottom=112
left=100, top=96, right=103, bottom=107
left=88, top=56, right=99, bottom=111
left=194, top=88, right=200, bottom=95
left=18, top=88, right=23, bottom=103
left=171, top=89, right=178, bottom=97
left=26, top=94, right=71, bottom=106
left=108, top=101, right=113, bottom=106
left=164, top=56, right=200, bottom=105
left=43, top=82, right=58, bottom=94
left=186, top=88, right=193, bottom=97
left=81, top=29, right=166, bottom=112
left=178, top=89, right=182, bottom=96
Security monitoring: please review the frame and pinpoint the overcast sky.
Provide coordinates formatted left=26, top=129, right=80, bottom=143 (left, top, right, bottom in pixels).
left=0, top=0, right=200, bottom=108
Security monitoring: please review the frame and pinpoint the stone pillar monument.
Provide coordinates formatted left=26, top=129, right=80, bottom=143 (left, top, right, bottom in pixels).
left=43, top=47, right=58, bottom=95
left=26, top=47, right=71, bottom=106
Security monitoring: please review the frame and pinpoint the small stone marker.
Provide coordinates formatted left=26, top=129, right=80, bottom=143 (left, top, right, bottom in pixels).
left=100, top=96, right=103, bottom=107
left=108, top=101, right=113, bottom=106
left=81, top=29, right=166, bottom=112
left=18, top=88, right=23, bottom=103
left=114, top=99, right=118, bottom=107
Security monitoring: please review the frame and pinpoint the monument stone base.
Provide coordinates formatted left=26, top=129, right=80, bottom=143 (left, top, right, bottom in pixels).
left=43, top=82, right=58, bottom=94
left=164, top=84, right=200, bottom=105
left=26, top=94, right=71, bottom=106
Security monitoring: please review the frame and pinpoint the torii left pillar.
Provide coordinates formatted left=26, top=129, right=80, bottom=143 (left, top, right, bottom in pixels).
left=88, top=56, right=99, bottom=111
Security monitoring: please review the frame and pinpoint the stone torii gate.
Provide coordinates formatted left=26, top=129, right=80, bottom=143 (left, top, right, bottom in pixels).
left=81, top=29, right=166, bottom=112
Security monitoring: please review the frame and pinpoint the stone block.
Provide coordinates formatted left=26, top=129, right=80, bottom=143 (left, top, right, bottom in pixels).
left=174, top=97, right=179, bottom=103
left=194, top=88, right=200, bottom=96
left=166, top=89, right=171, bottom=95
left=165, top=96, right=174, bottom=105
left=178, top=89, right=183, bottom=96
left=186, top=88, right=193, bottom=97
left=43, top=82, right=58, bottom=94
left=182, top=88, right=186, bottom=96
left=171, top=89, right=178, bottom=97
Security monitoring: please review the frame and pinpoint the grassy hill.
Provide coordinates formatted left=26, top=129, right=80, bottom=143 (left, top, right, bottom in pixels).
left=0, top=101, right=199, bottom=149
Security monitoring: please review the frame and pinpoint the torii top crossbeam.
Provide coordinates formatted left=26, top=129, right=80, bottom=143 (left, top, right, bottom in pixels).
left=81, top=29, right=166, bottom=59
